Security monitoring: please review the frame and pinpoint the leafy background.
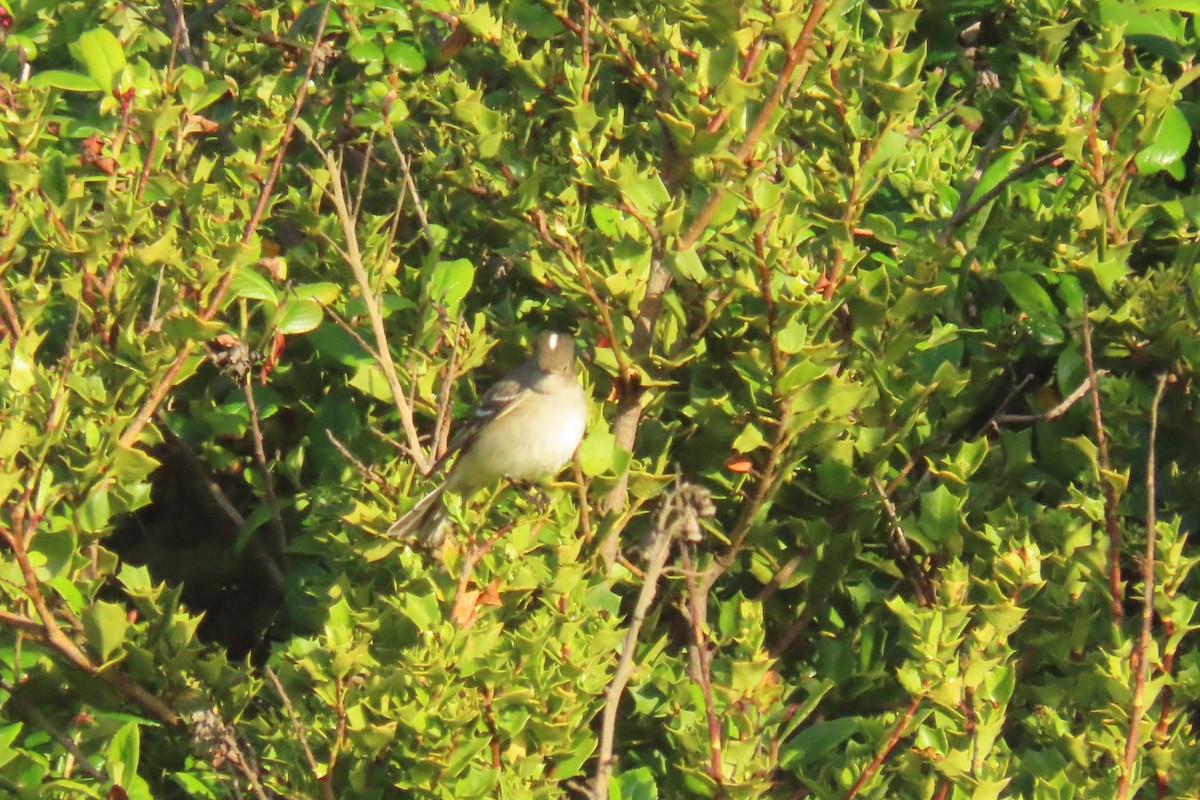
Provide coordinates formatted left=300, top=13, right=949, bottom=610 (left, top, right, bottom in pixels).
left=2, top=0, right=1200, bottom=798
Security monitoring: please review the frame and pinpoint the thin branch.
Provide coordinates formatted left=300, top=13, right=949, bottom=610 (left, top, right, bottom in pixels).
left=389, top=135, right=437, bottom=256
left=870, top=476, right=936, bottom=606
left=0, top=678, right=107, bottom=781
left=578, top=0, right=658, bottom=94
left=243, top=376, right=288, bottom=554
left=677, top=0, right=829, bottom=251
left=941, top=150, right=1061, bottom=245
left=937, top=108, right=1020, bottom=246
left=264, top=667, right=335, bottom=800
left=325, top=430, right=388, bottom=490
left=993, top=371, right=1108, bottom=425
left=162, top=427, right=285, bottom=592
left=592, top=485, right=689, bottom=797
left=842, top=696, right=923, bottom=799
left=1116, top=373, right=1170, bottom=800
left=1082, top=299, right=1123, bottom=620
left=680, top=545, right=723, bottom=786
left=314, top=143, right=431, bottom=473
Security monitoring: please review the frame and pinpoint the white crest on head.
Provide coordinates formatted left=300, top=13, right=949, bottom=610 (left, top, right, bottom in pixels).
left=546, top=332, right=558, bottom=350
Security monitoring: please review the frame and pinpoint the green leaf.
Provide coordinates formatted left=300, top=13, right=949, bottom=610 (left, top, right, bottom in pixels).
left=292, top=282, right=341, bottom=304
left=579, top=424, right=615, bottom=476
left=106, top=722, right=140, bottom=788
left=428, top=258, right=476, bottom=309
left=28, top=69, right=103, bottom=92
left=78, top=486, right=111, bottom=533
left=781, top=718, right=859, bottom=767
left=84, top=600, right=129, bottom=662
left=999, top=272, right=1057, bottom=319
left=75, top=28, right=126, bottom=92
left=386, top=41, right=427, bottom=73
left=277, top=299, right=324, bottom=334
left=1136, top=104, right=1191, bottom=177
left=113, top=447, right=161, bottom=483
left=612, top=767, right=658, bottom=800
left=919, top=484, right=961, bottom=543
left=229, top=269, right=278, bottom=302
left=510, top=0, right=564, bottom=38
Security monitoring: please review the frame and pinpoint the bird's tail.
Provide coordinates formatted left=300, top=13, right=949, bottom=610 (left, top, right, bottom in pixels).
left=387, top=483, right=450, bottom=547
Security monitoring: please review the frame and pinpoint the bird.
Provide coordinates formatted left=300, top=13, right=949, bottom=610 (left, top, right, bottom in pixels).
left=387, top=330, right=587, bottom=547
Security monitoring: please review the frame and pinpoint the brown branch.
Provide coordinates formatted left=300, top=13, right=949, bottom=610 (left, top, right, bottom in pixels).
left=264, top=667, right=335, bottom=800
left=325, top=430, right=388, bottom=490
left=870, top=477, right=935, bottom=606
left=937, top=109, right=1020, bottom=247
left=680, top=545, right=723, bottom=786
left=578, top=0, right=658, bottom=94
left=993, top=371, right=1107, bottom=425
left=164, top=427, right=285, bottom=592
left=0, top=282, right=21, bottom=342
left=1082, top=299, right=1122, bottom=620
left=842, top=696, right=922, bottom=799
left=0, top=678, right=107, bottom=782
left=677, top=0, right=829, bottom=251
left=315, top=143, right=431, bottom=474
left=940, top=150, right=1061, bottom=246
left=1116, top=373, right=1170, bottom=800
left=243, top=375, right=288, bottom=553
left=592, top=484, right=693, bottom=797
left=118, top=2, right=331, bottom=449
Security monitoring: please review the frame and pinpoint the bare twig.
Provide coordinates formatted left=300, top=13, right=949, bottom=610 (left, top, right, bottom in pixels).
left=942, top=149, right=1061, bottom=247
left=242, top=376, right=288, bottom=554
left=390, top=136, right=437, bottom=256
left=843, top=696, right=923, bottom=799
left=680, top=545, right=723, bottom=786
left=1116, top=373, right=1170, bottom=800
left=677, top=0, right=829, bottom=251
left=162, top=428, right=286, bottom=592
left=577, top=0, right=658, bottom=94
left=315, top=143, right=431, bottom=474
left=0, top=678, right=107, bottom=781
left=325, top=430, right=388, bottom=489
left=592, top=482, right=714, bottom=797
left=264, top=668, right=335, bottom=800
left=993, top=371, right=1108, bottom=425
left=937, top=109, right=1020, bottom=246
left=870, top=476, right=936, bottom=606
left=1082, top=299, right=1123, bottom=620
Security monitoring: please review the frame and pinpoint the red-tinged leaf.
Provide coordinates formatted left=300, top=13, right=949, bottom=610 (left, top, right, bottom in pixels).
left=725, top=455, right=754, bottom=473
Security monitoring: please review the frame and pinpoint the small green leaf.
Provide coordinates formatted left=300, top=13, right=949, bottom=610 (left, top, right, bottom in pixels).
left=75, top=28, right=126, bottom=91
left=428, top=258, right=476, bottom=309
left=28, top=69, right=103, bottom=92
left=78, top=486, right=111, bottom=533
left=292, top=282, right=341, bottom=304
left=228, top=269, right=278, bottom=302
left=999, top=272, right=1057, bottom=319
left=113, top=447, right=160, bottom=482
left=1136, top=104, right=1191, bottom=177
left=386, top=41, right=427, bottom=73
left=919, top=484, right=961, bottom=543
left=613, top=767, right=658, bottom=800
left=84, top=600, right=129, bottom=662
left=579, top=425, right=615, bottom=476
left=510, top=0, right=564, bottom=38
left=277, top=299, right=324, bottom=334
left=106, top=722, right=140, bottom=788
left=781, top=718, right=859, bottom=767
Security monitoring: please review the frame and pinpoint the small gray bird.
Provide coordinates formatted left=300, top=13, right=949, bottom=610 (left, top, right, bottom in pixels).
left=388, top=330, right=587, bottom=546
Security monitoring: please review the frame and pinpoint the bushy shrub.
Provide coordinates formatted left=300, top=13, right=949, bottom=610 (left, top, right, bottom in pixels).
left=2, top=1, right=1199, bottom=798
